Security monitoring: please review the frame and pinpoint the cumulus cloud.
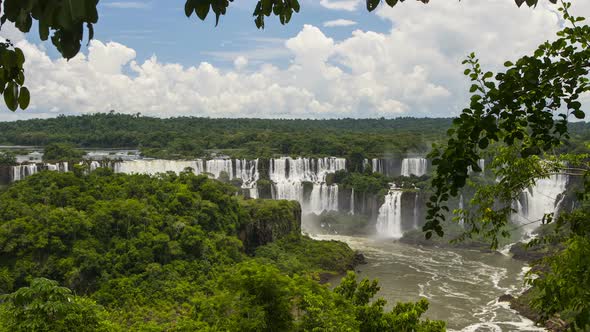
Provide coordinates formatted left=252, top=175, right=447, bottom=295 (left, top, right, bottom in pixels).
left=0, top=21, right=25, bottom=43
left=319, top=0, right=361, bottom=11
left=323, top=19, right=357, bottom=27
left=4, top=0, right=590, bottom=120
left=102, top=1, right=151, bottom=9
left=233, top=56, right=249, bottom=70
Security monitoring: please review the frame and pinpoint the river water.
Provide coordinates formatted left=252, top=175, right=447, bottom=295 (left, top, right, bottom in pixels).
left=312, top=234, right=545, bottom=332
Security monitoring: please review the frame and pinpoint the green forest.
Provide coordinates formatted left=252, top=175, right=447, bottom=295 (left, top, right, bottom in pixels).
left=0, top=169, right=444, bottom=331
left=1, top=114, right=589, bottom=160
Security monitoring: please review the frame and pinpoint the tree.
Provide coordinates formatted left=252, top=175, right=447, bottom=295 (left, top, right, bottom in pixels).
left=0, top=0, right=557, bottom=111
left=0, top=151, right=16, bottom=166
left=42, top=142, right=84, bottom=162
left=424, top=1, right=590, bottom=328
left=425, top=1, right=589, bottom=243
left=0, top=278, right=113, bottom=332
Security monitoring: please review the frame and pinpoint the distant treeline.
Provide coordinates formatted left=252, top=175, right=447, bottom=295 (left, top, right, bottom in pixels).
left=0, top=112, right=588, bottom=159
left=0, top=113, right=453, bottom=159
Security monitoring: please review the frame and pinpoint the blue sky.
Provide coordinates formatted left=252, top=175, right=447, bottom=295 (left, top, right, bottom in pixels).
left=2, top=0, right=589, bottom=120
left=33, top=0, right=390, bottom=68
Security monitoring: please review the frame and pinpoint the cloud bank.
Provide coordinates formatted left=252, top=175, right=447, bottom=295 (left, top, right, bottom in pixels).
left=2, top=0, right=589, bottom=120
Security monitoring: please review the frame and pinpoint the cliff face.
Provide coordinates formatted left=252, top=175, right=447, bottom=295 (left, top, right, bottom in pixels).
left=239, top=199, right=302, bottom=253
left=0, top=166, right=10, bottom=185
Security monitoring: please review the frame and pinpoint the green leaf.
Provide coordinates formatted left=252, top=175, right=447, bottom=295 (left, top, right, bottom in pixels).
left=18, top=87, right=30, bottom=109
left=185, top=0, right=196, bottom=17
left=15, top=48, right=25, bottom=67
left=69, top=0, right=86, bottom=20
left=478, top=138, right=489, bottom=149
left=366, top=0, right=380, bottom=12
left=573, top=110, right=585, bottom=119
left=385, top=0, right=398, bottom=6
left=4, top=82, right=19, bottom=111
left=195, top=0, right=210, bottom=20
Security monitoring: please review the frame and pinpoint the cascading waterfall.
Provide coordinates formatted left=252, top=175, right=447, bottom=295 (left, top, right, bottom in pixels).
left=468, top=159, right=486, bottom=175
left=362, top=159, right=370, bottom=172
left=113, top=159, right=205, bottom=175
left=376, top=187, right=404, bottom=238
left=478, top=159, right=485, bottom=173
left=205, top=159, right=233, bottom=179
left=372, top=158, right=381, bottom=174
left=512, top=174, right=569, bottom=233
left=235, top=159, right=259, bottom=199
left=401, top=158, right=427, bottom=177
left=309, top=184, right=339, bottom=215
left=11, top=164, right=38, bottom=182
left=89, top=161, right=101, bottom=171
left=269, top=157, right=345, bottom=214
left=45, top=162, right=68, bottom=172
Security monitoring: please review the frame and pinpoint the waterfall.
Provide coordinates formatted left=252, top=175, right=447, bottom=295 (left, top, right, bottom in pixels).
left=512, top=174, right=569, bottom=233
left=372, top=158, right=381, bottom=174
left=401, top=158, right=427, bottom=177
left=376, top=188, right=404, bottom=238
left=11, top=164, right=38, bottom=182
left=269, top=157, right=345, bottom=214
left=309, top=184, right=339, bottom=214
left=235, top=159, right=259, bottom=199
left=45, top=162, right=68, bottom=172
left=90, top=161, right=101, bottom=171
left=362, top=159, right=370, bottom=172
left=468, top=159, right=486, bottom=175
left=478, top=159, right=485, bottom=173
left=113, top=159, right=205, bottom=175
left=205, top=159, right=233, bottom=179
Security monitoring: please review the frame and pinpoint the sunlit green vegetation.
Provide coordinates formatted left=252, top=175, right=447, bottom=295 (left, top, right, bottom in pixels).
left=0, top=169, right=443, bottom=331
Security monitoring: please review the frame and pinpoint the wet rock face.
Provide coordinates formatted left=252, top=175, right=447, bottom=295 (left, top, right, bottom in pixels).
left=0, top=166, right=10, bottom=185
left=353, top=252, right=367, bottom=266
left=498, top=294, right=515, bottom=302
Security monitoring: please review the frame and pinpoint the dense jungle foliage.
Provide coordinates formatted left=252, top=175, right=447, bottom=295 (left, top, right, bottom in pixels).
left=0, top=169, right=444, bottom=331
left=1, top=114, right=589, bottom=161
left=0, top=114, right=452, bottom=159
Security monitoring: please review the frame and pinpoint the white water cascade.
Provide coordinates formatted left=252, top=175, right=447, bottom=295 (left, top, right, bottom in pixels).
left=11, top=164, right=38, bottom=181
left=468, top=159, right=486, bottom=175
left=45, top=162, right=69, bottom=172
left=512, top=174, right=569, bottom=233
left=269, top=157, right=345, bottom=214
left=376, top=187, right=404, bottom=238
left=205, top=159, right=233, bottom=179
left=235, top=159, right=260, bottom=199
left=372, top=158, right=381, bottom=174
left=89, top=161, right=101, bottom=172
left=401, top=158, right=428, bottom=177
left=113, top=159, right=205, bottom=175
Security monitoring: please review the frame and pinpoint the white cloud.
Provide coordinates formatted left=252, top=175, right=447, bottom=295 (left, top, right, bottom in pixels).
left=233, top=56, right=248, bottom=70
left=102, top=1, right=151, bottom=9
left=323, top=19, right=357, bottom=27
left=0, top=22, right=25, bottom=43
left=319, top=0, right=361, bottom=11
left=4, top=0, right=590, bottom=120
